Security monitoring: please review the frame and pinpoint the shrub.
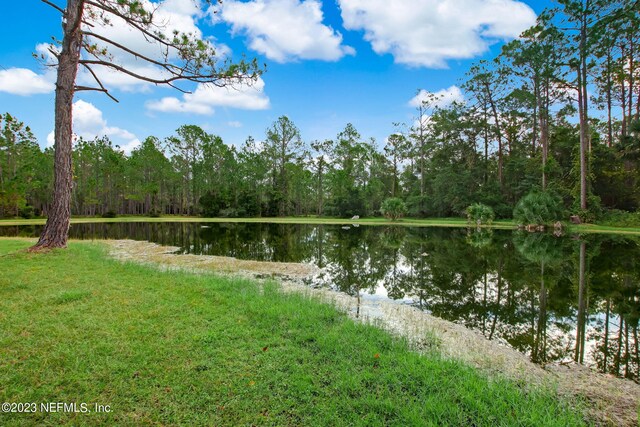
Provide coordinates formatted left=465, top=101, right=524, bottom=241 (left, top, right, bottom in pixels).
left=571, top=194, right=602, bottom=224
left=18, top=206, right=34, bottom=219
left=219, top=207, right=246, bottom=218
left=513, top=191, right=563, bottom=225
left=406, top=195, right=429, bottom=218
left=148, top=209, right=161, bottom=218
left=199, top=192, right=224, bottom=217
left=101, top=210, right=117, bottom=218
left=600, top=209, right=640, bottom=227
left=332, top=188, right=366, bottom=218
left=465, top=203, right=495, bottom=225
left=380, top=198, right=408, bottom=221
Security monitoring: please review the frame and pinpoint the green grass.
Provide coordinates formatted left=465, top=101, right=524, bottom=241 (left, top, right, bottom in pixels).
left=0, top=239, right=586, bottom=426
left=566, top=223, right=640, bottom=236
left=1, top=215, right=639, bottom=235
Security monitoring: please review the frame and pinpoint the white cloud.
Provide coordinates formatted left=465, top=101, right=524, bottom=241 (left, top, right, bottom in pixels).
left=46, top=100, right=140, bottom=154
left=0, top=68, right=54, bottom=95
left=145, top=95, right=215, bottom=115
left=72, top=99, right=108, bottom=132
left=409, top=85, right=464, bottom=108
left=146, top=77, right=270, bottom=114
left=227, top=121, right=243, bottom=128
left=339, top=0, right=536, bottom=68
left=220, top=0, right=354, bottom=62
left=46, top=132, right=54, bottom=147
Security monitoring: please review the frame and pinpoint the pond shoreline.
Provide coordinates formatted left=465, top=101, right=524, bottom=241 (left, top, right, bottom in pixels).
left=106, top=238, right=640, bottom=427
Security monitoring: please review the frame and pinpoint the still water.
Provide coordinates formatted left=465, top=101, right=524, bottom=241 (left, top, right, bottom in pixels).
left=3, top=222, right=639, bottom=380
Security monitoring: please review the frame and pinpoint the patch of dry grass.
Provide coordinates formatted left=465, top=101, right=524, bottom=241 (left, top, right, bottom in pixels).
left=105, top=239, right=319, bottom=278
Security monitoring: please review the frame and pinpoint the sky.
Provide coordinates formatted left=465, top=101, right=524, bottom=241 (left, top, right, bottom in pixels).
left=0, top=0, right=552, bottom=153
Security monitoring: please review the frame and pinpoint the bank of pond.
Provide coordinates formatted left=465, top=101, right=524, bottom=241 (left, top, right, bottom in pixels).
left=2, top=221, right=639, bottom=382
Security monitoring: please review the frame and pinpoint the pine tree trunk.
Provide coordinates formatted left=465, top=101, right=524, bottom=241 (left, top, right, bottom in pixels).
left=628, top=40, right=634, bottom=122
left=485, top=82, right=503, bottom=187
left=576, top=2, right=590, bottom=213
left=606, top=50, right=613, bottom=147
left=539, top=78, right=549, bottom=190
left=621, top=69, right=628, bottom=138
left=31, top=0, right=84, bottom=250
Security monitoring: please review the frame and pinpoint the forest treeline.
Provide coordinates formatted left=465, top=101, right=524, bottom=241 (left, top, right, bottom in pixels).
left=1, top=1, right=639, bottom=221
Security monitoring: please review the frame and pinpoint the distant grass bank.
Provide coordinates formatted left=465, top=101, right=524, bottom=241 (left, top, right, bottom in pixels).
left=0, top=215, right=515, bottom=228
left=0, top=239, right=585, bottom=426
left=1, top=215, right=639, bottom=235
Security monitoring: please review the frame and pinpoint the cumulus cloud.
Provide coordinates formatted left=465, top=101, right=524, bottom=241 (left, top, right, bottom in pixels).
left=339, top=0, right=536, bottom=68
left=220, top=0, right=354, bottom=62
left=146, top=77, right=270, bottom=114
left=145, top=96, right=215, bottom=114
left=46, top=100, right=140, bottom=154
left=0, top=44, right=59, bottom=96
left=0, top=68, right=54, bottom=95
left=409, top=85, right=465, bottom=109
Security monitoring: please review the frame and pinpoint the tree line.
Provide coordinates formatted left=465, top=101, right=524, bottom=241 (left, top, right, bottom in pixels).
left=1, top=0, right=639, bottom=221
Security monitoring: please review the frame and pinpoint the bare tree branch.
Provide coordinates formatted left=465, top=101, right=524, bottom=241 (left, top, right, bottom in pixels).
left=82, top=30, right=181, bottom=73
left=74, top=85, right=119, bottom=102
left=79, top=62, right=119, bottom=102
left=41, top=0, right=65, bottom=15
left=47, top=46, right=61, bottom=60
left=78, top=59, right=236, bottom=88
left=165, top=82, right=190, bottom=93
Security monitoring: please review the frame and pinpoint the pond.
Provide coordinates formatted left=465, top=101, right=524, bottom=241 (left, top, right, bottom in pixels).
left=3, top=222, right=639, bottom=381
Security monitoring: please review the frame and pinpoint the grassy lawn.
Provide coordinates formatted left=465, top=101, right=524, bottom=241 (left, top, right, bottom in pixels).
left=0, top=215, right=638, bottom=235
left=0, top=239, right=586, bottom=426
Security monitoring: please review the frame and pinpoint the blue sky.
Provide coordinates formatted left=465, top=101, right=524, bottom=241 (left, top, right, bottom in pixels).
left=0, top=0, right=551, bottom=153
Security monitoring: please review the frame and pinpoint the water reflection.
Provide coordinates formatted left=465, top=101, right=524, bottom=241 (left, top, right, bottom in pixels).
left=2, top=222, right=639, bottom=380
